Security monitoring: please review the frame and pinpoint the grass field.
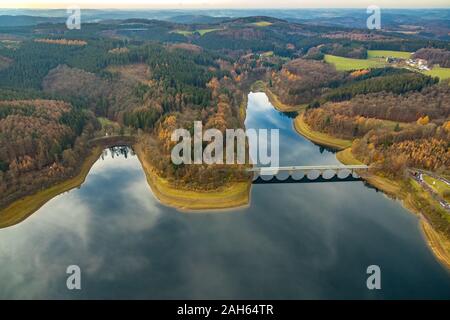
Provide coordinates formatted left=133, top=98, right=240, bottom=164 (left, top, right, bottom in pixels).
left=324, top=54, right=386, bottom=71
left=261, top=51, right=274, bottom=57
left=0, top=40, right=21, bottom=50
left=423, top=66, right=450, bottom=81
left=367, top=50, right=412, bottom=59
left=423, top=174, right=450, bottom=200
left=252, top=21, right=273, bottom=27
left=172, top=28, right=220, bottom=36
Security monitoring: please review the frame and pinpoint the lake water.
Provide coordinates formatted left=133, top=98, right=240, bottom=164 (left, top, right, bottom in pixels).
left=1, top=92, right=449, bottom=299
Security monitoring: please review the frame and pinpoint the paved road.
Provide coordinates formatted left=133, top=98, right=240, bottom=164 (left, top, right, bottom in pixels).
left=410, top=169, right=450, bottom=212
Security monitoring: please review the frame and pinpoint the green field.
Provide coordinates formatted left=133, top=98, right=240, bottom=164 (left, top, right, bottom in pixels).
left=423, top=67, right=450, bottom=81
left=324, top=54, right=386, bottom=71
left=0, top=40, right=21, bottom=50
left=423, top=174, right=450, bottom=200
left=172, top=28, right=221, bottom=36
left=367, top=50, right=412, bottom=59
left=252, top=21, right=273, bottom=27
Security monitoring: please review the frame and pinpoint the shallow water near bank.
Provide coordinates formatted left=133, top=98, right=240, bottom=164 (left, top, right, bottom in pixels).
left=0, top=92, right=449, bottom=299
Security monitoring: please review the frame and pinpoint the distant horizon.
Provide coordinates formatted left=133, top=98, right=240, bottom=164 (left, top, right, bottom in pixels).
left=0, top=0, right=449, bottom=10
left=0, top=7, right=449, bottom=10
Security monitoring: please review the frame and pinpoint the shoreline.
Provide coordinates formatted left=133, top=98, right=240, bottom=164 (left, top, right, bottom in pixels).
left=338, top=147, right=450, bottom=271
left=252, top=81, right=306, bottom=113
left=134, top=142, right=252, bottom=212
left=0, top=146, right=103, bottom=229
left=265, top=88, right=450, bottom=271
left=265, top=88, right=307, bottom=113
left=0, top=140, right=252, bottom=229
left=338, top=144, right=450, bottom=271
left=293, top=113, right=352, bottom=150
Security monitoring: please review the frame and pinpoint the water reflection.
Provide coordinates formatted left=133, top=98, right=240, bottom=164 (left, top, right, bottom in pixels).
left=0, top=97, right=449, bottom=299
left=0, top=147, right=165, bottom=299
left=245, top=92, right=339, bottom=166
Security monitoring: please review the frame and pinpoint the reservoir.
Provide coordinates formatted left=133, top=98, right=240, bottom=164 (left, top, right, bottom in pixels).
left=0, top=92, right=449, bottom=299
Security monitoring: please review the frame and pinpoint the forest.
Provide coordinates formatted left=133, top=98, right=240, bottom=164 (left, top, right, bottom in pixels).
left=0, top=99, right=98, bottom=208
left=303, top=83, right=450, bottom=175
left=0, top=16, right=449, bottom=209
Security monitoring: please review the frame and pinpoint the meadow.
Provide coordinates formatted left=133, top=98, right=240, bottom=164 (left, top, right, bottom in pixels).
left=324, top=54, right=386, bottom=71
left=172, top=28, right=221, bottom=36
left=367, top=50, right=412, bottom=59
left=423, top=67, right=450, bottom=80
left=252, top=21, right=273, bottom=27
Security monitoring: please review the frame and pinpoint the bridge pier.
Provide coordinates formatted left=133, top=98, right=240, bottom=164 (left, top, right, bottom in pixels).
left=249, top=165, right=368, bottom=184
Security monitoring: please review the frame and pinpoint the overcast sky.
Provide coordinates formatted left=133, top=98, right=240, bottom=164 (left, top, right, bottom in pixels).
left=3, top=0, right=449, bottom=9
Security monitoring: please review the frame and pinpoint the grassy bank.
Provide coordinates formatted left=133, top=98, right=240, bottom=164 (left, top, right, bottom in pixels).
left=405, top=179, right=450, bottom=269
left=0, top=139, right=252, bottom=229
left=293, top=113, right=352, bottom=150
left=0, top=147, right=103, bottom=229
left=420, top=220, right=450, bottom=269
left=265, top=88, right=307, bottom=112
left=336, top=148, right=402, bottom=196
left=134, top=143, right=251, bottom=211
left=337, top=148, right=450, bottom=270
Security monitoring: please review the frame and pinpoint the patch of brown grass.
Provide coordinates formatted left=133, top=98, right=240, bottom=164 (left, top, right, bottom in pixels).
left=34, top=38, right=87, bottom=46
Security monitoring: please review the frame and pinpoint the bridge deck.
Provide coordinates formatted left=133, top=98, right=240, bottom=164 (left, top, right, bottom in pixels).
left=247, top=165, right=368, bottom=172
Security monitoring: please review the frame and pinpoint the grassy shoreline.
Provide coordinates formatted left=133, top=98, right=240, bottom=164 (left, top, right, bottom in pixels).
left=293, top=113, right=352, bottom=150
left=134, top=142, right=251, bottom=211
left=0, top=146, right=103, bottom=229
left=265, top=87, right=307, bottom=113
left=266, top=86, right=450, bottom=270
left=0, top=140, right=252, bottom=228
left=336, top=147, right=450, bottom=270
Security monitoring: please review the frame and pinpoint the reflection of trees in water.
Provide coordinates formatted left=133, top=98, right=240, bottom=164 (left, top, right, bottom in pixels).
left=278, top=111, right=298, bottom=119
left=318, top=146, right=337, bottom=154
left=108, top=146, right=131, bottom=159
left=100, top=146, right=133, bottom=160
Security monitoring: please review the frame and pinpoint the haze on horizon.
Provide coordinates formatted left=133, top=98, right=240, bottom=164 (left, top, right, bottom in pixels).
left=2, top=0, right=449, bottom=9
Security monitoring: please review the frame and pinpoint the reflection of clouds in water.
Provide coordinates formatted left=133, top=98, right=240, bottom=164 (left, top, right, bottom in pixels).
left=1, top=97, right=449, bottom=298
left=246, top=92, right=339, bottom=167
left=246, top=92, right=286, bottom=129
left=108, top=179, right=162, bottom=233
left=248, top=92, right=273, bottom=111
left=0, top=148, right=155, bottom=298
left=90, top=149, right=137, bottom=176
left=0, top=194, right=92, bottom=298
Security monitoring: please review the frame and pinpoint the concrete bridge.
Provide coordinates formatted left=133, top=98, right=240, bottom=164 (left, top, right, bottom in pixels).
left=247, top=165, right=369, bottom=184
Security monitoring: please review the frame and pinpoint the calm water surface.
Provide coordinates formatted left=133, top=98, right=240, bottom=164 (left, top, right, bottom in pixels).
left=1, top=92, right=449, bottom=299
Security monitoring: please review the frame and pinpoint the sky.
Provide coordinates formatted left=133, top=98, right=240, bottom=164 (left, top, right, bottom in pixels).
left=2, top=0, right=449, bottom=9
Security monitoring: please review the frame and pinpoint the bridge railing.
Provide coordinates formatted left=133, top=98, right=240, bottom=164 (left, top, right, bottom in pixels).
left=246, top=165, right=369, bottom=173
